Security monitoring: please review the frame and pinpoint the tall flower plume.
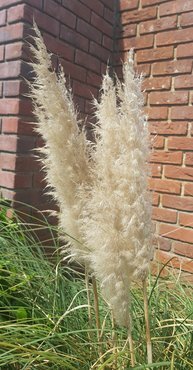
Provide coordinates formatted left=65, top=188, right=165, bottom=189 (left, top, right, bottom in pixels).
left=30, top=26, right=153, bottom=327
left=29, top=24, right=92, bottom=264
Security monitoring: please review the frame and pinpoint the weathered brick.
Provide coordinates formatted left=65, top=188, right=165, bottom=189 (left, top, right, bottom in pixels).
left=142, top=0, right=168, bottom=6
left=91, top=12, right=112, bottom=37
left=0, top=153, right=16, bottom=171
left=156, top=250, right=193, bottom=273
left=73, top=80, right=98, bottom=99
left=87, top=71, right=102, bottom=88
left=123, top=34, right=154, bottom=50
left=160, top=0, right=193, bottom=17
left=24, top=5, right=60, bottom=36
left=143, top=77, right=171, bottom=91
left=4, top=80, right=23, bottom=97
left=149, top=121, right=188, bottom=135
left=43, top=33, right=74, bottom=61
left=136, top=63, right=151, bottom=76
left=0, top=171, right=15, bottom=189
left=171, top=107, right=193, bottom=120
left=5, top=42, right=23, bottom=60
left=60, top=25, right=89, bottom=52
left=151, top=135, right=165, bottom=148
left=152, top=60, right=192, bottom=76
left=152, top=192, right=159, bottom=206
left=104, top=7, right=114, bottom=25
left=156, top=235, right=172, bottom=252
left=119, top=24, right=137, bottom=38
left=175, top=75, right=193, bottom=89
left=0, top=99, right=20, bottom=115
left=157, top=27, right=193, bottom=46
left=78, top=0, right=104, bottom=16
left=185, top=153, right=193, bottom=166
left=119, top=0, right=139, bottom=11
left=7, top=4, right=25, bottom=23
left=60, top=59, right=86, bottom=82
left=149, top=178, right=181, bottom=194
left=89, top=41, right=110, bottom=62
left=77, top=18, right=102, bottom=44
left=165, top=165, right=193, bottom=182
left=0, top=0, right=23, bottom=9
left=0, top=61, right=21, bottom=79
left=150, top=151, right=182, bottom=164
left=149, top=91, right=188, bottom=105
left=184, top=183, right=193, bottom=197
left=137, top=46, right=173, bottom=63
left=146, top=107, right=168, bottom=120
left=152, top=207, right=177, bottom=223
left=0, top=9, right=6, bottom=26
left=102, top=35, right=113, bottom=51
left=62, top=0, right=91, bottom=21
left=0, top=135, right=18, bottom=152
left=179, top=213, right=193, bottom=229
left=140, top=15, right=177, bottom=34
left=121, top=6, right=157, bottom=25
left=162, top=194, right=193, bottom=211
left=2, top=117, right=34, bottom=136
left=44, top=0, right=76, bottom=29
left=181, top=11, right=193, bottom=27
left=173, top=242, right=193, bottom=259
left=168, top=137, right=193, bottom=150
left=151, top=163, right=162, bottom=177
left=159, top=223, right=193, bottom=245
left=75, top=49, right=100, bottom=73
left=0, top=23, right=24, bottom=44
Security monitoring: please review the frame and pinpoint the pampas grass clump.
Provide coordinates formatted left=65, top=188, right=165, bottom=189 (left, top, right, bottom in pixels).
left=30, top=25, right=154, bottom=328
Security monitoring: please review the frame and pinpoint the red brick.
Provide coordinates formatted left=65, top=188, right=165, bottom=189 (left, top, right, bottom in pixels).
left=140, top=16, right=177, bottom=35
left=0, top=0, right=23, bottom=9
left=146, top=107, right=168, bottom=120
left=0, top=99, right=20, bottom=115
left=160, top=0, right=193, bottom=16
left=150, top=151, right=182, bottom=164
left=151, top=163, right=162, bottom=177
left=152, top=60, right=192, bottom=76
left=173, top=242, right=193, bottom=259
left=177, top=43, right=193, bottom=59
left=89, top=41, right=110, bottom=62
left=149, top=121, right=188, bottom=135
left=162, top=194, right=193, bottom=211
left=119, top=24, right=137, bottom=38
left=156, top=250, right=193, bottom=273
left=2, top=117, right=34, bottom=136
left=25, top=0, right=43, bottom=9
left=17, top=136, right=35, bottom=153
left=0, top=61, right=21, bottom=79
left=78, top=0, right=104, bottom=16
left=151, top=135, right=165, bottom=148
left=24, top=6, right=60, bottom=37
left=0, top=171, right=15, bottom=189
left=0, top=45, right=3, bottom=62
left=100, top=0, right=114, bottom=11
left=122, top=6, right=157, bottom=25
left=119, top=0, right=139, bottom=11
left=184, top=183, right=193, bottom=197
left=149, top=178, right=181, bottom=194
left=142, top=0, right=168, bottom=6
left=171, top=107, right=193, bottom=120
left=5, top=42, right=23, bottom=60
left=7, top=4, right=25, bottom=23
left=152, top=207, right=177, bottom=223
left=102, top=35, right=113, bottom=51
left=0, top=153, right=16, bottom=171
left=60, top=25, right=89, bottom=52
left=16, top=155, right=39, bottom=172
left=104, top=7, right=114, bottom=25
left=0, top=135, right=18, bottom=152
left=152, top=192, right=159, bottom=206
left=179, top=213, right=193, bottom=229
left=123, top=34, right=154, bottom=50
left=143, top=77, right=172, bottom=92
left=73, top=81, right=97, bottom=99
left=0, top=9, right=6, bottom=26
left=137, top=46, right=173, bottom=63
left=0, top=23, right=23, bottom=43
left=87, top=71, right=102, bottom=88
left=0, top=82, right=3, bottom=96
left=60, top=59, right=86, bottom=82
left=77, top=18, right=102, bottom=44
left=44, top=0, right=76, bottom=29
left=165, top=165, right=193, bottom=182
left=75, top=49, right=100, bottom=73
left=181, top=11, right=193, bottom=27
left=156, top=235, right=172, bottom=252
left=91, top=12, right=112, bottom=37
left=150, top=91, right=188, bottom=106
left=4, top=80, right=23, bottom=97
left=136, top=63, right=151, bottom=77
left=43, top=33, right=74, bottom=62
left=175, top=75, right=193, bottom=89
left=159, top=223, right=193, bottom=245
left=168, top=137, right=193, bottom=150
left=62, top=0, right=91, bottom=21
left=157, top=27, right=193, bottom=46
left=185, top=153, right=193, bottom=166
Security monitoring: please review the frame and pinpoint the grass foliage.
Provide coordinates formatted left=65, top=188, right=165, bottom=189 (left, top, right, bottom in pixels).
left=0, top=202, right=193, bottom=369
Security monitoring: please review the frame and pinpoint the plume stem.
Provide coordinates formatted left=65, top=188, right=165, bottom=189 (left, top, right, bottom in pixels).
left=142, top=278, right=152, bottom=364
left=92, top=276, right=102, bottom=359
left=85, top=267, right=92, bottom=342
left=128, top=326, right=135, bottom=367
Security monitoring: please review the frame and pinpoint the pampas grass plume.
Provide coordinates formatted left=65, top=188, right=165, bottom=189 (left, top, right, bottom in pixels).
left=30, top=26, right=153, bottom=327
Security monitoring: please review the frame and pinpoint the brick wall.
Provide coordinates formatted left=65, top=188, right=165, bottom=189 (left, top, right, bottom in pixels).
left=117, top=0, right=193, bottom=272
left=0, top=0, right=115, bottom=217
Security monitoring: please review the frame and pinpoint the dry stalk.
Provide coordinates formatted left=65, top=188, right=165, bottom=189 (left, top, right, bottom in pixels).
left=142, top=278, right=152, bottom=364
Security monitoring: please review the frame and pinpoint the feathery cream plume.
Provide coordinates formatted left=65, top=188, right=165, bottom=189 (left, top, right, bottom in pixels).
left=29, top=24, right=92, bottom=264
left=82, top=51, right=153, bottom=326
